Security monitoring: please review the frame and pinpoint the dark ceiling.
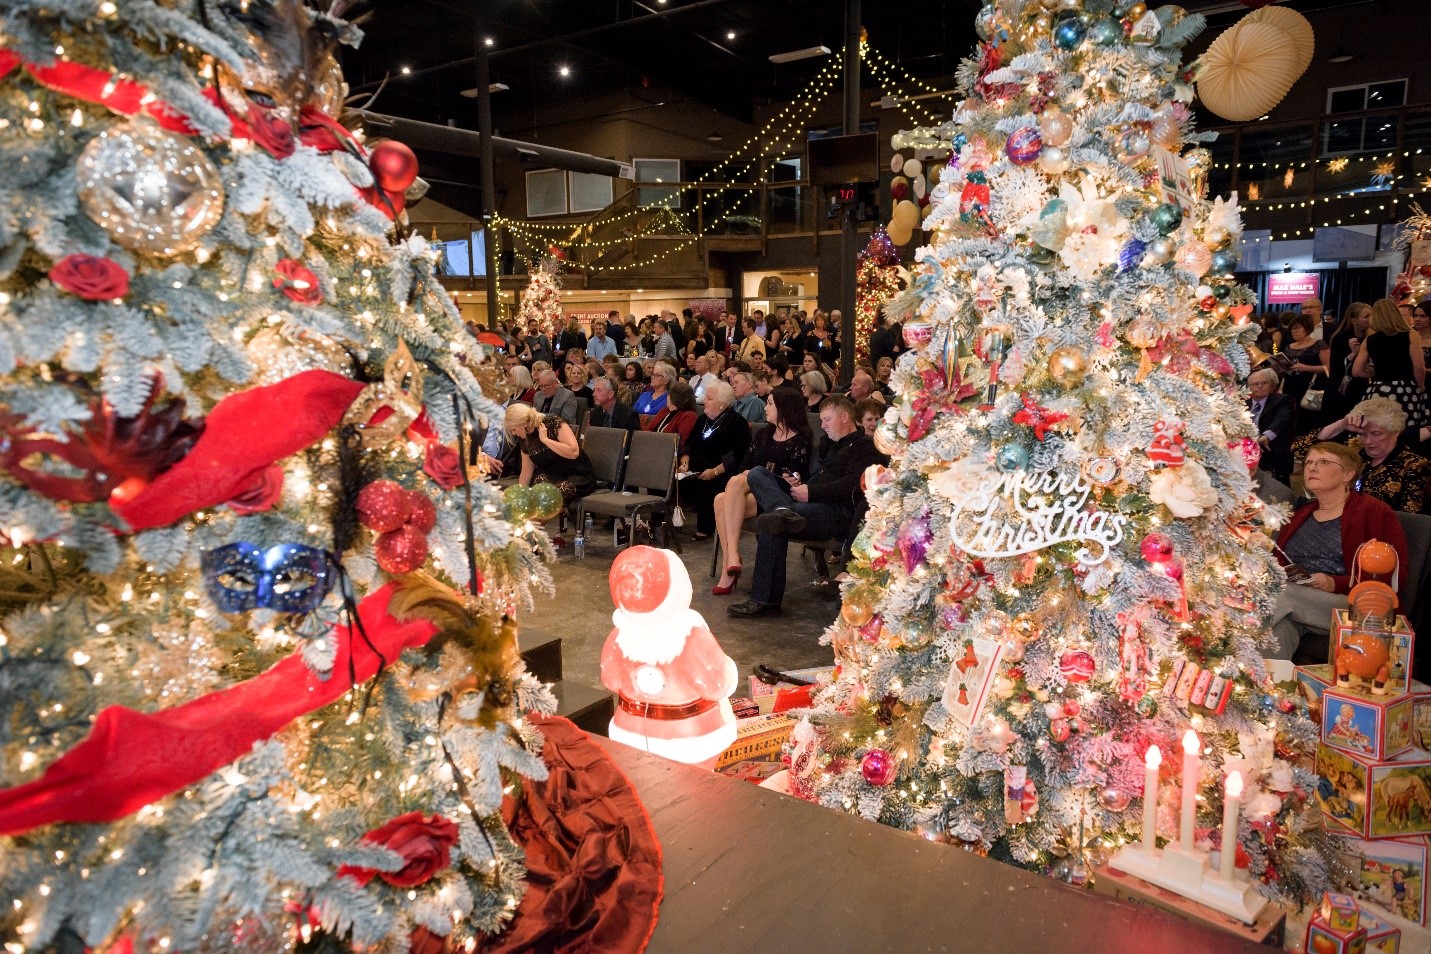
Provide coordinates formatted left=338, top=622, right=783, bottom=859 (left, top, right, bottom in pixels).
left=341, top=0, right=985, bottom=132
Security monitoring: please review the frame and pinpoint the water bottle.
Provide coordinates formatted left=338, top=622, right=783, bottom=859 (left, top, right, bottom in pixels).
left=574, top=523, right=586, bottom=560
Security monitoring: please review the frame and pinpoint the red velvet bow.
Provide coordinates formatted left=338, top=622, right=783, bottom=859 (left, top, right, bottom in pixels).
left=113, top=370, right=365, bottom=532
left=0, top=49, right=199, bottom=134
left=0, top=583, right=437, bottom=834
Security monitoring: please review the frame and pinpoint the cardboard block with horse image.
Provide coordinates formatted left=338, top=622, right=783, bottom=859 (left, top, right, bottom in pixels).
left=1318, top=746, right=1431, bottom=840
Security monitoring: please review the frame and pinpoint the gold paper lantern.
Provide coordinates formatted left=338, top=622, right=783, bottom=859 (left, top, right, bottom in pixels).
left=1246, top=5, right=1315, bottom=72
left=1196, top=20, right=1304, bottom=123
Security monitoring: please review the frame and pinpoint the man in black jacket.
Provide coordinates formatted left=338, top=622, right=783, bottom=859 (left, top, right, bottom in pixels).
left=588, top=376, right=638, bottom=430
left=730, top=395, right=883, bottom=617
left=1248, top=368, right=1296, bottom=482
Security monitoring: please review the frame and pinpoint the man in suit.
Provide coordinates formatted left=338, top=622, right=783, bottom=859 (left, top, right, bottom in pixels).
left=730, top=396, right=883, bottom=618
left=714, top=311, right=744, bottom=358
left=533, top=369, right=580, bottom=426
left=603, top=309, right=626, bottom=353
left=1249, top=367, right=1295, bottom=482
left=588, top=376, right=638, bottom=430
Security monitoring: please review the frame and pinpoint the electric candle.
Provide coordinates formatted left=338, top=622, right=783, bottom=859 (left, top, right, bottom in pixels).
left=1219, top=771, right=1243, bottom=881
left=1143, top=745, right=1162, bottom=852
left=1180, top=729, right=1199, bottom=850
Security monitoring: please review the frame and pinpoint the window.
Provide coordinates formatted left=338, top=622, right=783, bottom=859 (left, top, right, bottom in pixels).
left=568, top=171, right=613, bottom=214
left=634, top=158, right=681, bottom=209
left=524, top=168, right=568, bottom=218
left=1323, top=80, right=1407, bottom=157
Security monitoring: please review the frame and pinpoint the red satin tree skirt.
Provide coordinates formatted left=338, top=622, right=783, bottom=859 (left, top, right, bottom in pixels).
left=481, top=715, right=663, bottom=954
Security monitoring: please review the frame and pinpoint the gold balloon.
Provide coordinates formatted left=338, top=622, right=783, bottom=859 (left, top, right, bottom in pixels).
left=1047, top=346, right=1088, bottom=388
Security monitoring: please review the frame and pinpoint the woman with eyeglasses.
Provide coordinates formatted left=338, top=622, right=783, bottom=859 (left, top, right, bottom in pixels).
left=634, top=361, right=676, bottom=422
left=1295, top=396, right=1430, bottom=513
left=1269, top=440, right=1407, bottom=661
left=710, top=388, right=813, bottom=595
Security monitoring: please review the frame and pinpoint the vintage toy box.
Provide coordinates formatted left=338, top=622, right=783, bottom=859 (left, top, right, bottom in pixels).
left=1331, top=611, right=1415, bottom=696
left=1320, top=745, right=1431, bottom=840
left=1322, top=687, right=1416, bottom=761
left=1306, top=914, right=1367, bottom=954
left=1325, top=833, right=1429, bottom=929
left=714, top=713, right=794, bottom=770
left=1359, top=910, right=1402, bottom=953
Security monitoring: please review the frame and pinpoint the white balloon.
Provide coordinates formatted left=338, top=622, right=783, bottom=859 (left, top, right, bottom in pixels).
left=891, top=153, right=906, bottom=174
left=902, top=158, right=924, bottom=178
left=913, top=174, right=927, bottom=199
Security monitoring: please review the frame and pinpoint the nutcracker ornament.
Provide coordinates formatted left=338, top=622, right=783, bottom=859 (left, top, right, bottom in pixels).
left=600, top=546, right=738, bottom=768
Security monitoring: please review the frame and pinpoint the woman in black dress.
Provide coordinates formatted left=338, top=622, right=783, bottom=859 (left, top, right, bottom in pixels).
left=504, top=404, right=595, bottom=502
left=677, top=380, right=751, bottom=542
left=710, top=387, right=814, bottom=595
left=1353, top=298, right=1428, bottom=430
left=1323, top=301, right=1372, bottom=423
left=801, top=311, right=840, bottom=370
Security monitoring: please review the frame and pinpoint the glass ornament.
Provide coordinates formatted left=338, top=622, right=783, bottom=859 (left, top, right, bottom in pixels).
left=1149, top=202, right=1183, bottom=235
left=1039, top=109, right=1074, bottom=147
left=996, top=443, right=1030, bottom=472
left=1053, top=15, right=1087, bottom=48
left=77, top=120, right=224, bottom=256
left=1047, top=346, right=1088, bottom=388
left=1005, top=127, right=1043, bottom=165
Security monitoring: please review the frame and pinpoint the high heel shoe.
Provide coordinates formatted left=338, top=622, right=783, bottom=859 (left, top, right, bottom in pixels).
left=712, top=565, right=742, bottom=596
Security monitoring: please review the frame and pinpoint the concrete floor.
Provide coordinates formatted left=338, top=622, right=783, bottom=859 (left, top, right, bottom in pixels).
left=518, top=530, right=840, bottom=693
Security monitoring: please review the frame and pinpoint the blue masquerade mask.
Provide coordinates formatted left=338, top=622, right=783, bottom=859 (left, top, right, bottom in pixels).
left=201, top=542, right=334, bottom=614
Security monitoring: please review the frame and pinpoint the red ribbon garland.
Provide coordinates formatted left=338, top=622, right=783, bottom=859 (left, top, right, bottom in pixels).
left=0, top=582, right=437, bottom=835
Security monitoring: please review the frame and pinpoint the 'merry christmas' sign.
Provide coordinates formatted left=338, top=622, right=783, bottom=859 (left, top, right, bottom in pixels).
left=949, top=467, right=1128, bottom=565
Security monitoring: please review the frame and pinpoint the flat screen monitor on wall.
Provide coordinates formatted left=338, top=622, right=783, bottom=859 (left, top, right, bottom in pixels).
left=1313, top=226, right=1377, bottom=263
left=808, top=132, right=879, bottom=186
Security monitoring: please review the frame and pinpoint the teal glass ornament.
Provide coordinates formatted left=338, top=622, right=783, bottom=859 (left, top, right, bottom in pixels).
left=1149, top=202, right=1183, bottom=235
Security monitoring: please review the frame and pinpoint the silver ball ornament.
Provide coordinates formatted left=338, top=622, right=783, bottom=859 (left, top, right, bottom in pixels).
left=1037, top=145, right=1070, bottom=174
left=77, top=120, right=224, bottom=256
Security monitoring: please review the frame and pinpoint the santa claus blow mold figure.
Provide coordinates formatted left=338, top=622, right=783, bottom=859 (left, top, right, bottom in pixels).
left=600, top=546, right=738, bottom=768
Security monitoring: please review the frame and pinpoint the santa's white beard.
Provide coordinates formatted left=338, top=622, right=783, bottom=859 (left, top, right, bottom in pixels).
left=612, top=607, right=708, bottom=664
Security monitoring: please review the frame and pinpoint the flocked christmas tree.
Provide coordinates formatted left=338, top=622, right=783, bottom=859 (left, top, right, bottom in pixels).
left=854, top=227, right=901, bottom=367
left=517, top=256, right=562, bottom=334
left=0, top=2, right=558, bottom=951
left=795, top=0, right=1333, bottom=903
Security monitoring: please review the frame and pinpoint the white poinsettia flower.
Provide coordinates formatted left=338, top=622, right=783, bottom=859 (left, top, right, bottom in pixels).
left=1148, top=459, right=1218, bottom=518
left=1207, top=194, right=1243, bottom=240
left=1060, top=177, right=1126, bottom=237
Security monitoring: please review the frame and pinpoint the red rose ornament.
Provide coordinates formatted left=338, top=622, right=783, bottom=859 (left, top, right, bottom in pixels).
left=50, top=254, right=130, bottom=300
left=339, top=811, right=458, bottom=887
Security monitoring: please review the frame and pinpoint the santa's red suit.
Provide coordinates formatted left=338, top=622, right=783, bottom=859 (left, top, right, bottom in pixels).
left=600, top=546, right=737, bottom=767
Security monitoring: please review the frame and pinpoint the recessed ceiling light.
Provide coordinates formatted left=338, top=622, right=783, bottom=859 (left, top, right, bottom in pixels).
left=726, top=31, right=736, bottom=41
left=400, top=66, right=411, bottom=75
left=559, top=65, right=571, bottom=78
left=484, top=37, right=495, bottom=47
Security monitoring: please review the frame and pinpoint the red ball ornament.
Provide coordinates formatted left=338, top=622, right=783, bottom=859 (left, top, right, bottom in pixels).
left=1164, top=558, right=1185, bottom=583
left=1199, top=295, right=1217, bottom=311
left=405, top=492, right=437, bottom=533
left=357, top=480, right=413, bottom=533
left=1049, top=718, right=1071, bottom=743
left=890, top=182, right=910, bottom=202
left=369, top=140, right=419, bottom=193
left=1058, top=649, right=1096, bottom=684
left=375, top=525, right=429, bottom=574
left=861, top=748, right=897, bottom=786
left=609, top=545, right=671, bottom=614
left=1140, top=531, right=1175, bottom=565
left=1419, top=263, right=1431, bottom=278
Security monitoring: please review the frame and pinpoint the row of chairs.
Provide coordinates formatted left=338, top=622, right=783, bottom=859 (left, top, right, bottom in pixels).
left=576, top=427, right=679, bottom=548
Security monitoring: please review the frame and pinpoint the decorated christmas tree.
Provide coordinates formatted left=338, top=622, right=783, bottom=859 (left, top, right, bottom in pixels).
left=518, top=256, right=563, bottom=333
left=854, top=227, right=901, bottom=367
left=795, top=0, right=1333, bottom=902
left=0, top=3, right=556, bottom=951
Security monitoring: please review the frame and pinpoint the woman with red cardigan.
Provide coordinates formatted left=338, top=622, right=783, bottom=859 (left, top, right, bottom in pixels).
left=642, top=378, right=699, bottom=455
left=1270, top=441, right=1408, bottom=661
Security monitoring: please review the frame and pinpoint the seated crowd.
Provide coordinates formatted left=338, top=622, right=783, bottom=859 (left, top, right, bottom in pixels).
left=476, top=304, right=906, bottom=615
left=1253, top=297, right=1427, bottom=663
left=479, top=298, right=1426, bottom=647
